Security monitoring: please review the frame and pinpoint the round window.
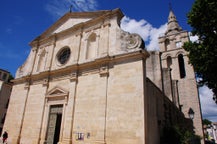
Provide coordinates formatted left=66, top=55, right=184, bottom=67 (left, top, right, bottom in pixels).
left=57, top=47, right=71, bottom=65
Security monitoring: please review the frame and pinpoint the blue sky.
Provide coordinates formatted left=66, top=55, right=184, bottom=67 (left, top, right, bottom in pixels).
left=0, top=0, right=194, bottom=75
left=1, top=0, right=217, bottom=121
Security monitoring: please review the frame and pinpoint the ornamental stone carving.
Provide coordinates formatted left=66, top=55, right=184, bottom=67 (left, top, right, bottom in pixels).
left=120, top=31, right=143, bottom=50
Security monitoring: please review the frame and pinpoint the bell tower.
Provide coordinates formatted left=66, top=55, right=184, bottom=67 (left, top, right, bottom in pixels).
left=158, top=9, right=204, bottom=138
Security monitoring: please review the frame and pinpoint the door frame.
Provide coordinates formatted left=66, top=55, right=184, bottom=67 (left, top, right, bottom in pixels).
left=40, top=87, right=69, bottom=144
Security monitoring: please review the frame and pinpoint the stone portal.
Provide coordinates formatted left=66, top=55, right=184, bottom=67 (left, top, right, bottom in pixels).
left=46, top=105, right=63, bottom=144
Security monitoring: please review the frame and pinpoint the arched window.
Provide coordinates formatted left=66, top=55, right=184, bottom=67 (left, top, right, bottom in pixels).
left=165, top=39, right=170, bottom=51
left=167, top=56, right=172, bottom=68
left=86, top=33, right=97, bottom=59
left=37, top=49, right=46, bottom=72
left=178, top=54, right=186, bottom=78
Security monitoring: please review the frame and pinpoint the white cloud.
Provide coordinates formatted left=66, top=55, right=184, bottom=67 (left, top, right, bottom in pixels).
left=45, top=0, right=98, bottom=19
left=148, top=24, right=167, bottom=51
left=121, top=16, right=167, bottom=51
left=121, top=16, right=217, bottom=122
left=121, top=17, right=152, bottom=42
left=199, top=85, right=217, bottom=122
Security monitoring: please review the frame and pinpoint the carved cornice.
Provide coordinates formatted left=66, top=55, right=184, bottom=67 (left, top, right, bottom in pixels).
left=159, top=30, right=189, bottom=39
left=120, top=30, right=144, bottom=52
left=70, top=71, right=78, bottom=82
left=99, top=64, right=109, bottom=77
left=42, top=78, right=49, bottom=87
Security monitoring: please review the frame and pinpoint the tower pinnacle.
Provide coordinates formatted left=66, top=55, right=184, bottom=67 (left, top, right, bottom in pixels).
left=165, top=9, right=182, bottom=35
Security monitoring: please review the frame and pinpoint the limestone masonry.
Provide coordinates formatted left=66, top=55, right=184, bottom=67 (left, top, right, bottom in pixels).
left=3, top=8, right=203, bottom=144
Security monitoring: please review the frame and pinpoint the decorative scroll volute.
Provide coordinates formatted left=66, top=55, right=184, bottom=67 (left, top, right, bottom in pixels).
left=120, top=31, right=143, bottom=50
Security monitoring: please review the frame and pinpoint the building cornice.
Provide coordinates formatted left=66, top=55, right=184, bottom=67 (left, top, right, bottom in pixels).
left=158, top=30, right=188, bottom=39
left=12, top=49, right=149, bottom=85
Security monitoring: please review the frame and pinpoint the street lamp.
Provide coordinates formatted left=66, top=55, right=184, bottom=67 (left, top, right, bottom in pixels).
left=188, top=108, right=195, bottom=120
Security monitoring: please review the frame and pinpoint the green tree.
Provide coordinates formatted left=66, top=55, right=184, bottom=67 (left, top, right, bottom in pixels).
left=183, top=0, right=217, bottom=100
left=8, top=74, right=14, bottom=82
left=202, top=119, right=212, bottom=140
left=161, top=125, right=201, bottom=144
left=202, top=119, right=212, bottom=125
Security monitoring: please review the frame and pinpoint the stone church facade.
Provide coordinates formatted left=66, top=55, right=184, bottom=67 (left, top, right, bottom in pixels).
left=3, top=8, right=203, bottom=144
left=0, top=69, right=12, bottom=136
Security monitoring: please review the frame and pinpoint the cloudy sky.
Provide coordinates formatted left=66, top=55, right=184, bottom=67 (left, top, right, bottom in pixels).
left=0, top=0, right=216, bottom=121
left=0, top=0, right=194, bottom=75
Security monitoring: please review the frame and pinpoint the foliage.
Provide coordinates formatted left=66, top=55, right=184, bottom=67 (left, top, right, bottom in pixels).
left=161, top=125, right=201, bottom=144
left=183, top=0, right=217, bottom=98
left=202, top=119, right=212, bottom=140
left=8, top=74, right=14, bottom=82
left=202, top=119, right=212, bottom=125
left=161, top=126, right=181, bottom=144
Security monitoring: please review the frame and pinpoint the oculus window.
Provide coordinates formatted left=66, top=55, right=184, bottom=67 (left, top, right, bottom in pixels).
left=57, top=47, right=71, bottom=65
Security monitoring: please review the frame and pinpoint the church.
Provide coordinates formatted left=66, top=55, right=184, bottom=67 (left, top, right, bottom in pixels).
left=3, top=8, right=203, bottom=144
left=0, top=69, right=12, bottom=136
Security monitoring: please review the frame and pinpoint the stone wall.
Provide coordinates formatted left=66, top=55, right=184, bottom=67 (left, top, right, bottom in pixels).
left=146, top=78, right=190, bottom=144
